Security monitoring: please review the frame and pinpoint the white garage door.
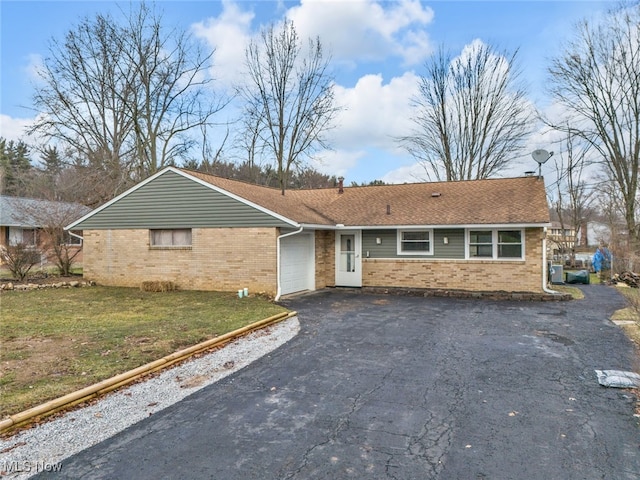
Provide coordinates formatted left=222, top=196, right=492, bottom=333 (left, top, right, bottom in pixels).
left=280, top=234, right=314, bottom=295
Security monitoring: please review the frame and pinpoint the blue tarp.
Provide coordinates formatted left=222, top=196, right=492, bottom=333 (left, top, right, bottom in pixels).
left=592, top=247, right=611, bottom=273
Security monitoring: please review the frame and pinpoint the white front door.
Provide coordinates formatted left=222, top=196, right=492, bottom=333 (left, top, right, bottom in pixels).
left=335, top=230, right=362, bottom=287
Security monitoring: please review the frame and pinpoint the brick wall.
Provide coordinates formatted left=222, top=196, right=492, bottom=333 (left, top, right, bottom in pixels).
left=314, top=230, right=335, bottom=289
left=0, top=226, right=84, bottom=268
left=362, top=228, right=545, bottom=293
left=83, top=228, right=278, bottom=294
left=83, top=227, right=545, bottom=295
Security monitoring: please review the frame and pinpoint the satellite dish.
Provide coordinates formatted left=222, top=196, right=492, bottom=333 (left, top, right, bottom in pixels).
left=531, top=149, right=554, bottom=178
left=532, top=149, right=553, bottom=164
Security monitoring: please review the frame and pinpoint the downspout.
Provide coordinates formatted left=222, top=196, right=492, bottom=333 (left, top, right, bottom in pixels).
left=542, top=227, right=559, bottom=294
left=274, top=226, right=304, bottom=301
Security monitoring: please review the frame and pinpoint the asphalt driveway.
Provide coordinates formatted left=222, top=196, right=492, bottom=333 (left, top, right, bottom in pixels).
left=39, top=286, right=639, bottom=479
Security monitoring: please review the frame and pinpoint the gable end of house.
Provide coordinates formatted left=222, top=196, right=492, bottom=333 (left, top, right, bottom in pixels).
left=67, top=168, right=297, bottom=230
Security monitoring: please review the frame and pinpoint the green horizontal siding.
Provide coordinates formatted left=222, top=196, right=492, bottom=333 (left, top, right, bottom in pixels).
left=363, top=228, right=465, bottom=259
left=362, top=230, right=397, bottom=258
left=433, top=229, right=465, bottom=258
left=74, top=170, right=293, bottom=229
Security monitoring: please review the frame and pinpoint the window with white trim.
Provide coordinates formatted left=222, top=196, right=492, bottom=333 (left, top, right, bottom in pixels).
left=469, top=230, right=493, bottom=258
left=150, top=229, right=192, bottom=247
left=397, top=229, right=433, bottom=255
left=63, top=231, right=83, bottom=246
left=497, top=230, right=522, bottom=258
left=468, top=229, right=523, bottom=259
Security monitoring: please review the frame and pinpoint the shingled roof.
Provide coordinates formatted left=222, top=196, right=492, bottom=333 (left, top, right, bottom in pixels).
left=185, top=169, right=550, bottom=227
left=1, top=196, right=91, bottom=227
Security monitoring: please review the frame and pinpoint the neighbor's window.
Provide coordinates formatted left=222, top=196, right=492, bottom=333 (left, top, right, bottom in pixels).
left=497, top=230, right=522, bottom=258
left=398, top=229, right=433, bottom=255
left=469, top=230, right=493, bottom=258
left=150, top=229, right=192, bottom=247
left=63, top=231, right=83, bottom=246
left=22, top=228, right=37, bottom=246
left=468, top=229, right=523, bottom=259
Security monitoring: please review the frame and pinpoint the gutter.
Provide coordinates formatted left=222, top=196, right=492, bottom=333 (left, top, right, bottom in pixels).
left=67, top=231, right=84, bottom=242
left=275, top=226, right=304, bottom=302
left=300, top=223, right=550, bottom=231
left=542, top=227, right=559, bottom=295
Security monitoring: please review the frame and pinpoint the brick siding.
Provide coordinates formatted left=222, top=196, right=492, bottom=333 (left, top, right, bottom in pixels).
left=314, top=230, right=335, bottom=289
left=0, top=226, right=84, bottom=268
left=82, top=228, right=278, bottom=294
left=84, top=227, right=545, bottom=295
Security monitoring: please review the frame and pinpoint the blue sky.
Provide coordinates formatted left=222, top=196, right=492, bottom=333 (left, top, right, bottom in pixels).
left=0, top=0, right=613, bottom=184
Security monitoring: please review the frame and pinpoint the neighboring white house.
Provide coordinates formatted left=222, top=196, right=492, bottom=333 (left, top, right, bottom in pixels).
left=577, top=221, right=628, bottom=247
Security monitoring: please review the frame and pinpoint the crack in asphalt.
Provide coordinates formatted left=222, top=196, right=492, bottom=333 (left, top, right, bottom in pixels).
left=282, top=368, right=396, bottom=479
left=30, top=288, right=639, bottom=480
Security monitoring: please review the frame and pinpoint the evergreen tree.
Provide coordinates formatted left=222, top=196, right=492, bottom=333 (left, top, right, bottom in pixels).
left=0, top=138, right=32, bottom=196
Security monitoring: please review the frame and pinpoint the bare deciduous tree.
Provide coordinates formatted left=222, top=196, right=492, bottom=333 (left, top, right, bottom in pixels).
left=595, top=168, right=640, bottom=271
left=12, top=198, right=89, bottom=276
left=547, top=3, right=640, bottom=248
left=121, top=3, right=226, bottom=179
left=29, top=1, right=225, bottom=194
left=30, top=13, right=133, bottom=194
left=549, top=131, right=595, bottom=265
left=401, top=41, right=534, bottom=181
left=240, top=20, right=340, bottom=194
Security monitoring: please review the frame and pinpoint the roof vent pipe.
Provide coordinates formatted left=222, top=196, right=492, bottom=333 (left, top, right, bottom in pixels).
left=337, top=177, right=344, bottom=194
left=386, top=204, right=391, bottom=215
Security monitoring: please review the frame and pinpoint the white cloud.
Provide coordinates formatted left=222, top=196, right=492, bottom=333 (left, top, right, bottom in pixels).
left=0, top=114, right=34, bottom=142
left=188, top=1, right=433, bottom=182
left=382, top=161, right=427, bottom=184
left=191, top=0, right=255, bottom=88
left=286, top=0, right=434, bottom=66
left=310, top=71, right=422, bottom=182
left=25, top=53, right=44, bottom=83
left=330, top=71, right=419, bottom=152
left=310, top=149, right=366, bottom=178
left=191, top=0, right=435, bottom=90
left=399, top=29, right=432, bottom=66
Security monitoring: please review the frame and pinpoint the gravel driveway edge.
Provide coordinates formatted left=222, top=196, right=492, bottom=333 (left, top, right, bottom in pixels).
left=0, top=317, right=300, bottom=479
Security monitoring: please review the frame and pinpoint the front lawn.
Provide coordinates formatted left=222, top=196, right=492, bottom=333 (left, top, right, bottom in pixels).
left=0, top=287, right=287, bottom=418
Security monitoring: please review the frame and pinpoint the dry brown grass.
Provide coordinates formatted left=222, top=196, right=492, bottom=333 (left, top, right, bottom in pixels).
left=0, top=286, right=287, bottom=418
left=140, top=280, right=178, bottom=292
left=613, top=286, right=640, bottom=347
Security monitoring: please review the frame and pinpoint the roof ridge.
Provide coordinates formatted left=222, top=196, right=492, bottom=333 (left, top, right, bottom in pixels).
left=182, top=167, right=539, bottom=193
left=181, top=168, right=302, bottom=193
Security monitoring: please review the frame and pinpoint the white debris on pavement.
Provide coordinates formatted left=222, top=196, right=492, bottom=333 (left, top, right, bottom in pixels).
left=0, top=317, right=300, bottom=479
left=595, top=369, right=640, bottom=388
